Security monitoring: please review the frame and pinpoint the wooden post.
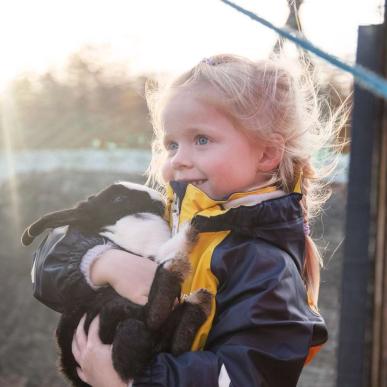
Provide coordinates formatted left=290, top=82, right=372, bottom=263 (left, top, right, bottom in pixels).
left=371, top=4, right=387, bottom=385
left=336, top=21, right=385, bottom=387
left=371, top=91, right=387, bottom=387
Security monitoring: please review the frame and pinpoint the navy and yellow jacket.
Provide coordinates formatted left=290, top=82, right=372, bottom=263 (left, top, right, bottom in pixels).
left=32, top=181, right=328, bottom=387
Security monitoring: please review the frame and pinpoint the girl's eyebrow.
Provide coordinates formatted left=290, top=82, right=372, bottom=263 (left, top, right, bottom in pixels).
left=162, top=134, right=174, bottom=145
left=163, top=126, right=215, bottom=141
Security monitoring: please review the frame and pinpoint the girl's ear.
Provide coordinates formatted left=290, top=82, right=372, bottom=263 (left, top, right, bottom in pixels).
left=257, top=134, right=285, bottom=172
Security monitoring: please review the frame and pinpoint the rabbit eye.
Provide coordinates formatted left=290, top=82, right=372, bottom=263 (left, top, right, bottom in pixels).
left=112, top=195, right=128, bottom=203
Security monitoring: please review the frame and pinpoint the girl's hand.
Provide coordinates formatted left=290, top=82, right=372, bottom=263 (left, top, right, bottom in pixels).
left=72, top=315, right=129, bottom=387
left=90, top=249, right=158, bottom=305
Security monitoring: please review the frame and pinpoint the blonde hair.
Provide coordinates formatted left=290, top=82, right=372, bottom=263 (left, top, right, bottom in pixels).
left=145, top=53, right=348, bottom=307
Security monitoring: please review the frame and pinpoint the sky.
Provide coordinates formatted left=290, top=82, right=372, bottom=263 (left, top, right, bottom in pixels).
left=0, top=0, right=384, bottom=90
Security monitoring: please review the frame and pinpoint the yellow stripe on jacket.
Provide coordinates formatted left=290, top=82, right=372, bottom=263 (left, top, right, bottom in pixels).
left=182, top=231, right=230, bottom=350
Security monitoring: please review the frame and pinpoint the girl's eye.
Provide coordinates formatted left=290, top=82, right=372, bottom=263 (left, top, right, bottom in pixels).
left=166, top=142, right=178, bottom=152
left=196, top=136, right=209, bottom=145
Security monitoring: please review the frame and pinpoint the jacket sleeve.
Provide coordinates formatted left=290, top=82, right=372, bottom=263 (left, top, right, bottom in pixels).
left=32, top=226, right=112, bottom=313
left=133, top=237, right=328, bottom=387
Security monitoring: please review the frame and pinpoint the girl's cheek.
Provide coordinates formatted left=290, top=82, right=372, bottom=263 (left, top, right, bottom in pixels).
left=161, top=160, right=173, bottom=183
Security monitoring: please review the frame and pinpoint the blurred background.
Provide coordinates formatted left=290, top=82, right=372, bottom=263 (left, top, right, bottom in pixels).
left=0, top=0, right=385, bottom=386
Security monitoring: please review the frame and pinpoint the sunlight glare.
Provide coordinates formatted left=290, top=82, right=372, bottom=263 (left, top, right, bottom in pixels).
left=0, top=0, right=384, bottom=89
left=0, top=91, right=22, bottom=233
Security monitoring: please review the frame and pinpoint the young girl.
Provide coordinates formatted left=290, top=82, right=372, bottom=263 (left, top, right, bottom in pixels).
left=32, top=54, right=342, bottom=387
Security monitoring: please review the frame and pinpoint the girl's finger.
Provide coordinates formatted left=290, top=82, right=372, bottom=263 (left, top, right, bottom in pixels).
left=87, top=315, right=101, bottom=343
left=73, top=315, right=87, bottom=359
left=76, top=315, right=88, bottom=343
left=76, top=367, right=88, bottom=383
left=72, top=334, right=81, bottom=363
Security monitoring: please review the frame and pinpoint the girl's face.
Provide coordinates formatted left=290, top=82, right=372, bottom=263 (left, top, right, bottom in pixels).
left=160, top=88, right=267, bottom=200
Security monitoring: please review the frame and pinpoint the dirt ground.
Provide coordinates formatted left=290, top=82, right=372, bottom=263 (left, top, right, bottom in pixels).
left=0, top=170, right=347, bottom=387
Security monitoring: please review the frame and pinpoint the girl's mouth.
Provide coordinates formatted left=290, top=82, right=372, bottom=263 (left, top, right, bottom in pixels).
left=179, top=179, right=207, bottom=187
left=191, top=180, right=207, bottom=186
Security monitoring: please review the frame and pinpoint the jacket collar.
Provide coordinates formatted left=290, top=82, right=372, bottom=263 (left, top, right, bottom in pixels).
left=165, top=181, right=306, bottom=275
left=166, top=180, right=282, bottom=218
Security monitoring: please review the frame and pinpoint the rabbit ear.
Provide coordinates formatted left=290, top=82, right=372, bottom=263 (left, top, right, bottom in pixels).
left=21, top=208, right=83, bottom=246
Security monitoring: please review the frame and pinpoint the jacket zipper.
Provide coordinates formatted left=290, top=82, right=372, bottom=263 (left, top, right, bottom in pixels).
left=171, top=193, right=180, bottom=235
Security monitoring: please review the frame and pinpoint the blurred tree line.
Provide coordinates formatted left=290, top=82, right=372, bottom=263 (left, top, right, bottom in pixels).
left=0, top=44, right=351, bottom=152
left=0, top=46, right=154, bottom=150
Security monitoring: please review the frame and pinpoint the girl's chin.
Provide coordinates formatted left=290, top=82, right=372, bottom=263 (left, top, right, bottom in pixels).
left=171, top=180, right=225, bottom=200
left=192, top=182, right=213, bottom=196
left=194, top=184, right=225, bottom=201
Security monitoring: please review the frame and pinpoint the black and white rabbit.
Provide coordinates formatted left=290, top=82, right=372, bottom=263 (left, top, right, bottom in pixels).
left=22, top=182, right=212, bottom=387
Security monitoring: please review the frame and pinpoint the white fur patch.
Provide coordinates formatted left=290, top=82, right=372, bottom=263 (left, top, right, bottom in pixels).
left=99, top=213, right=170, bottom=257
left=116, top=181, right=163, bottom=203
left=156, top=222, right=192, bottom=264
left=218, top=364, right=231, bottom=387
left=184, top=290, right=203, bottom=304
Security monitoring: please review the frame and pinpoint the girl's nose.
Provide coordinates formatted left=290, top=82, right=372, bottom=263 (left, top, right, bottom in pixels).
left=171, top=147, right=193, bottom=169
